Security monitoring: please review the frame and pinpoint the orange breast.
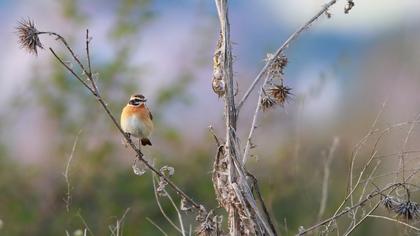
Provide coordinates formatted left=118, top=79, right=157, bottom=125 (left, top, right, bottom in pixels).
left=121, top=104, right=154, bottom=138
left=122, top=104, right=150, bottom=119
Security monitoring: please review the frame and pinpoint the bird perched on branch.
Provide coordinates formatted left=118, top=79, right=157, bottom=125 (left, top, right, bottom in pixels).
left=121, top=94, right=154, bottom=146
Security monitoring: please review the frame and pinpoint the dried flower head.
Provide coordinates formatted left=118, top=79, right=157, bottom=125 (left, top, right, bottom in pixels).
left=195, top=208, right=217, bottom=236
left=344, top=0, right=355, bottom=14
left=267, top=53, right=288, bottom=77
left=17, top=18, right=43, bottom=55
left=382, top=195, right=400, bottom=211
left=260, top=95, right=276, bottom=111
left=268, top=84, right=292, bottom=105
left=212, top=77, right=225, bottom=97
left=395, top=201, right=419, bottom=220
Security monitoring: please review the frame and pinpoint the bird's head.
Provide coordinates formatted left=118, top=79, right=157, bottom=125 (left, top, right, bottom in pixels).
left=128, top=94, right=147, bottom=106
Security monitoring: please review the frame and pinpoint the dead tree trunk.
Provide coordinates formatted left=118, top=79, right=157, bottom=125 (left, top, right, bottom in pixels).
left=212, top=1, right=277, bottom=235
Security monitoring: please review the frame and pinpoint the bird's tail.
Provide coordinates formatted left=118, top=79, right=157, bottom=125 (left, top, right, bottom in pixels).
left=141, top=138, right=152, bottom=146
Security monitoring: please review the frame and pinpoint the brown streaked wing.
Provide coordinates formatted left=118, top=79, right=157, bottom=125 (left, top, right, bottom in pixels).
left=148, top=108, right=153, bottom=120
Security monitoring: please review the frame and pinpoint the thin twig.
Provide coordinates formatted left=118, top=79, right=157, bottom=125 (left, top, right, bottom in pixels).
left=109, top=208, right=130, bottom=236
left=152, top=176, right=183, bottom=234
left=63, top=129, right=82, bottom=212
left=77, top=211, right=94, bottom=236
left=368, top=214, right=420, bottom=231
left=49, top=48, right=96, bottom=95
left=209, top=125, right=222, bottom=146
left=318, top=137, right=339, bottom=219
left=373, top=150, right=420, bottom=160
left=146, top=217, right=169, bottom=236
left=85, top=29, right=98, bottom=93
left=343, top=201, right=380, bottom=236
left=242, top=83, right=267, bottom=165
left=359, top=161, right=381, bottom=203
left=397, top=113, right=420, bottom=183
left=237, top=0, right=338, bottom=112
left=161, top=180, right=186, bottom=236
left=85, top=29, right=92, bottom=76
left=348, top=100, right=387, bottom=206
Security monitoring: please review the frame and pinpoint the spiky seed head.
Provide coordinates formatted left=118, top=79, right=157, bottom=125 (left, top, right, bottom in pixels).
left=382, top=196, right=399, bottom=211
left=268, top=84, right=292, bottom=105
left=261, top=96, right=276, bottom=111
left=395, top=201, right=419, bottom=220
left=16, top=18, right=43, bottom=55
left=268, top=53, right=288, bottom=77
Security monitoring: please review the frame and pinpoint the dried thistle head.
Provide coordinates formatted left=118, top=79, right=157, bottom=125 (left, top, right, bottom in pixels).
left=16, top=18, right=43, bottom=55
left=395, top=201, right=419, bottom=220
left=267, top=53, right=288, bottom=77
left=344, top=0, right=355, bottom=14
left=268, top=84, right=292, bottom=105
left=260, top=95, right=276, bottom=111
left=382, top=195, right=399, bottom=211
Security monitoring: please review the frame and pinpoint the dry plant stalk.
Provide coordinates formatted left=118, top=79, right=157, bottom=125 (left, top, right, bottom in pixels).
left=213, top=0, right=276, bottom=234
left=212, top=0, right=344, bottom=235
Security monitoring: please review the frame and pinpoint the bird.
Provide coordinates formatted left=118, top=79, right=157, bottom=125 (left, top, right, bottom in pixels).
left=120, top=94, right=154, bottom=146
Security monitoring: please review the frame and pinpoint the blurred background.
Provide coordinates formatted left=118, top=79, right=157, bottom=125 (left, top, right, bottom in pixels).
left=1, top=0, right=420, bottom=235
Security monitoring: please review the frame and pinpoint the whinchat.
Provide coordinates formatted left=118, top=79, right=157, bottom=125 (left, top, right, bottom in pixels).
left=121, top=94, right=154, bottom=146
